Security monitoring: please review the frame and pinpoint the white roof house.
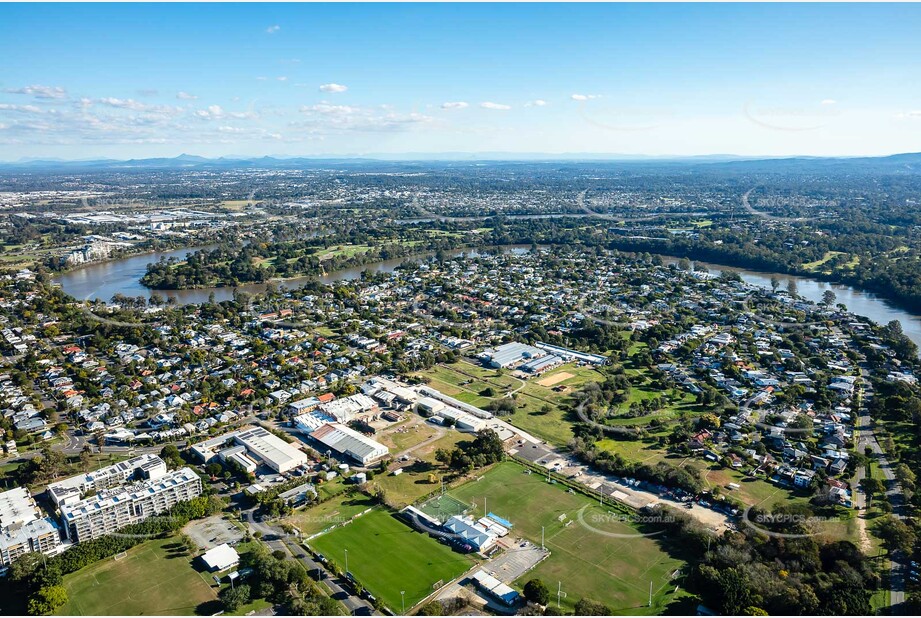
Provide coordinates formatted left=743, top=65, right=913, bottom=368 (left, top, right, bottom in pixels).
left=200, top=543, right=240, bottom=572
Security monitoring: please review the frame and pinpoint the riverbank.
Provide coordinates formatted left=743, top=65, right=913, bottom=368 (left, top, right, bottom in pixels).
left=54, top=242, right=921, bottom=350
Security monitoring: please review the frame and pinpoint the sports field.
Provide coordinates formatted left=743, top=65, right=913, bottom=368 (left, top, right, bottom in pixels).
left=309, top=508, right=474, bottom=611
left=56, top=536, right=217, bottom=616
left=286, top=492, right=377, bottom=536
left=448, top=461, right=687, bottom=614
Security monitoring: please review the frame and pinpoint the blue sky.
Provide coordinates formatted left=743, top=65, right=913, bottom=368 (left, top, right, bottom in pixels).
left=2, top=2, right=921, bottom=160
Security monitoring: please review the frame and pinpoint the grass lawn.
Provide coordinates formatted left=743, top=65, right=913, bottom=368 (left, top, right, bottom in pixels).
left=56, top=535, right=218, bottom=616
left=308, top=508, right=474, bottom=611
left=372, top=431, right=469, bottom=507
left=803, top=251, right=846, bottom=272
left=318, top=244, right=373, bottom=260
left=317, top=476, right=350, bottom=500
left=285, top=492, right=377, bottom=537
left=702, top=466, right=811, bottom=509
left=415, top=361, right=606, bottom=447
left=449, top=461, right=687, bottom=614
left=377, top=419, right=439, bottom=453
left=595, top=437, right=672, bottom=466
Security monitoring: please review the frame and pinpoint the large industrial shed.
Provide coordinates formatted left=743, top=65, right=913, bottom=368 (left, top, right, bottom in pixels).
left=309, top=422, right=389, bottom=465
left=479, top=342, right=546, bottom=368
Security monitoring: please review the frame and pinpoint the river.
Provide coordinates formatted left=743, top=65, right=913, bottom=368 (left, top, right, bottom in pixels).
left=54, top=245, right=921, bottom=349
left=53, top=245, right=531, bottom=305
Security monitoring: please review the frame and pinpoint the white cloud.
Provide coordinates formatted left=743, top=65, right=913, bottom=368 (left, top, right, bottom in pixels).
left=98, top=97, right=149, bottom=111
left=571, top=93, right=601, bottom=101
left=297, top=103, right=432, bottom=132
left=301, top=104, right=358, bottom=115
left=218, top=126, right=245, bottom=133
left=821, top=99, right=837, bottom=105
left=195, top=105, right=225, bottom=119
left=0, top=103, right=45, bottom=114
left=480, top=101, right=511, bottom=110
left=176, top=91, right=198, bottom=100
left=895, top=110, right=921, bottom=119
left=277, top=76, right=288, bottom=82
left=266, top=25, right=281, bottom=34
left=319, top=83, right=348, bottom=93
left=0, top=123, right=7, bottom=130
left=441, top=101, right=469, bottom=110
left=5, top=85, right=67, bottom=100
left=525, top=99, right=548, bottom=107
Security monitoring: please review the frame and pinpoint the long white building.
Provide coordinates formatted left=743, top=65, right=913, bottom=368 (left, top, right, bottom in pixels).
left=191, top=426, right=309, bottom=474
left=0, top=487, right=62, bottom=568
left=60, top=467, right=202, bottom=543
left=48, top=453, right=168, bottom=507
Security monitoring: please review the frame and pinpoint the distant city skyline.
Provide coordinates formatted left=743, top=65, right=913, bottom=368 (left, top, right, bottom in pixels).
left=2, top=2, right=921, bottom=160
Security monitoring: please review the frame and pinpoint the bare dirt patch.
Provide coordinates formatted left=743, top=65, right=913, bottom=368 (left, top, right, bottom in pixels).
left=537, top=371, right=574, bottom=387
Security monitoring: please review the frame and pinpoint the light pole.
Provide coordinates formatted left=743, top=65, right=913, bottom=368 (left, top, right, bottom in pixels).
left=401, top=590, right=406, bottom=614
left=345, top=548, right=349, bottom=575
left=541, top=526, right=545, bottom=550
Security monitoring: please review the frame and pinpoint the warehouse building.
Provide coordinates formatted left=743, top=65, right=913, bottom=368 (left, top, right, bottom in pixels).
left=309, top=422, right=389, bottom=465
left=479, top=342, right=546, bottom=369
left=0, top=487, right=61, bottom=568
left=361, top=377, right=419, bottom=409
left=519, top=354, right=564, bottom=375
left=48, top=453, right=168, bottom=507
left=417, top=386, right=493, bottom=419
left=191, top=426, right=309, bottom=474
left=535, top=342, right=608, bottom=365
left=60, top=467, right=202, bottom=543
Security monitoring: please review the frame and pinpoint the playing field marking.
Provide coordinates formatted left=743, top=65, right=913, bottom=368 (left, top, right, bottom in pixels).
left=537, top=371, right=574, bottom=387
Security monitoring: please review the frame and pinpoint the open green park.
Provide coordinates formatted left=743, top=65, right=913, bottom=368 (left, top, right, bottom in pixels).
left=307, top=508, right=474, bottom=611
left=55, top=535, right=218, bottom=616
left=447, top=461, right=689, bottom=614
left=55, top=535, right=271, bottom=617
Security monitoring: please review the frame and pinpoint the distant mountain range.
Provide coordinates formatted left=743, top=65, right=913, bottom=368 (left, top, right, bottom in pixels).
left=2, top=151, right=920, bottom=172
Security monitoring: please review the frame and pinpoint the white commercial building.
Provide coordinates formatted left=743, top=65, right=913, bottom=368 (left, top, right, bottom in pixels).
left=199, top=543, right=240, bottom=572
left=191, top=426, right=309, bottom=474
left=60, top=467, right=202, bottom=543
left=309, top=422, right=389, bottom=465
left=0, top=487, right=62, bottom=568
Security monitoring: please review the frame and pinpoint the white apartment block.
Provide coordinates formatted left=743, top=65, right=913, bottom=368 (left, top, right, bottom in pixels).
left=0, top=487, right=61, bottom=568
left=48, top=453, right=168, bottom=507
left=60, top=467, right=202, bottom=543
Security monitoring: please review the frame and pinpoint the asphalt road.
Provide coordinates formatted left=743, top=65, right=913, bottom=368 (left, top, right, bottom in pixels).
left=858, top=368, right=907, bottom=613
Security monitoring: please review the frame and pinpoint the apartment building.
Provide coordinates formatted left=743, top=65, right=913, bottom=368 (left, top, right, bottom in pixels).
left=59, top=467, right=201, bottom=543
left=0, top=487, right=61, bottom=568
left=48, top=453, right=168, bottom=507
